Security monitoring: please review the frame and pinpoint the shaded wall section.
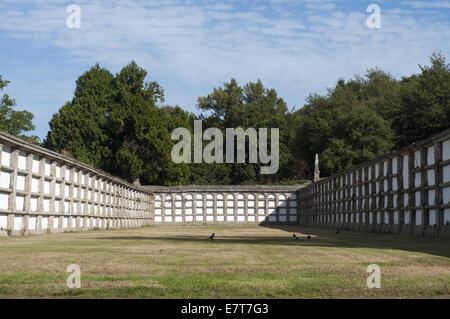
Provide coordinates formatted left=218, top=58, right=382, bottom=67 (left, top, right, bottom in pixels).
left=298, top=128, right=450, bottom=238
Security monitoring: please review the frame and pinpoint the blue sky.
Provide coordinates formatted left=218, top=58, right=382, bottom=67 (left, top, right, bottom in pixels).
left=0, top=0, right=449, bottom=139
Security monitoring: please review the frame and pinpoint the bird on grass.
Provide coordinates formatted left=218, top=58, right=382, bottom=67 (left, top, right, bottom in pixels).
left=292, top=234, right=299, bottom=240
left=209, top=233, right=215, bottom=240
left=307, top=235, right=311, bottom=240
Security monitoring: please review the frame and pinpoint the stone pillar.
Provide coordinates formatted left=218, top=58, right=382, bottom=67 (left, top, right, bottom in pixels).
left=435, top=141, right=443, bottom=234
left=10, top=148, right=19, bottom=235
left=314, top=154, right=320, bottom=182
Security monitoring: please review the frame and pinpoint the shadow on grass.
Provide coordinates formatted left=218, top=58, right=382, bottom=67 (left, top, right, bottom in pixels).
left=95, top=235, right=308, bottom=250
left=94, top=224, right=450, bottom=258
left=266, top=225, right=450, bottom=258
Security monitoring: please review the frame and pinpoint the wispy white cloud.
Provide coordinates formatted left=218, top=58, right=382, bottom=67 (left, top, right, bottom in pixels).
left=0, top=0, right=448, bottom=137
left=401, top=1, right=450, bottom=9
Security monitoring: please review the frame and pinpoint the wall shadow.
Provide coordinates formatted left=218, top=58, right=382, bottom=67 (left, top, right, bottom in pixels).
left=95, top=224, right=450, bottom=258
left=260, top=224, right=450, bottom=258
left=95, top=234, right=307, bottom=246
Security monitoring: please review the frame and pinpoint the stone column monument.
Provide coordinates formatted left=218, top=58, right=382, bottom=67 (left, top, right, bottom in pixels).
left=314, top=154, right=320, bottom=182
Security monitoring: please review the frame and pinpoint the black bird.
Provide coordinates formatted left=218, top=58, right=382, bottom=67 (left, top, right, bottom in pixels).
left=336, top=230, right=340, bottom=234
left=209, top=233, right=215, bottom=240
left=307, top=235, right=311, bottom=240
left=292, top=234, right=299, bottom=240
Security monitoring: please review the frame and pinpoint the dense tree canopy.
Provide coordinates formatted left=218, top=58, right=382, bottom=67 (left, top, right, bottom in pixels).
left=44, top=64, right=113, bottom=165
left=196, top=79, right=298, bottom=184
left=45, top=62, right=190, bottom=185
left=293, top=73, right=395, bottom=176
left=392, top=52, right=450, bottom=147
left=41, top=52, right=450, bottom=185
left=293, top=52, right=450, bottom=176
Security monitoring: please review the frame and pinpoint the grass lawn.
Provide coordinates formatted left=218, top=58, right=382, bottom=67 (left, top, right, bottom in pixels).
left=0, top=225, right=449, bottom=298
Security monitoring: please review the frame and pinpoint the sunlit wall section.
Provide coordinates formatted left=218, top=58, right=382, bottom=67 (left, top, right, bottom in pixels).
left=0, top=132, right=152, bottom=236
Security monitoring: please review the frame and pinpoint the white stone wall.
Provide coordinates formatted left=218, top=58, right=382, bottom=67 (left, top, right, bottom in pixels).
left=0, top=133, right=152, bottom=236
left=151, top=191, right=299, bottom=224
left=6, top=127, right=449, bottom=238
left=298, top=129, right=450, bottom=237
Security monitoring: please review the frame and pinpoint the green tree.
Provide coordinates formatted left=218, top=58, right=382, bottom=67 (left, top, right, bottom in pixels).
left=197, top=79, right=296, bottom=184
left=392, top=52, right=450, bottom=147
left=294, top=76, right=395, bottom=176
left=45, top=62, right=190, bottom=186
left=320, top=105, right=394, bottom=174
left=44, top=64, right=114, bottom=165
left=198, top=79, right=289, bottom=128
left=0, top=75, right=38, bottom=142
left=189, top=163, right=233, bottom=185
